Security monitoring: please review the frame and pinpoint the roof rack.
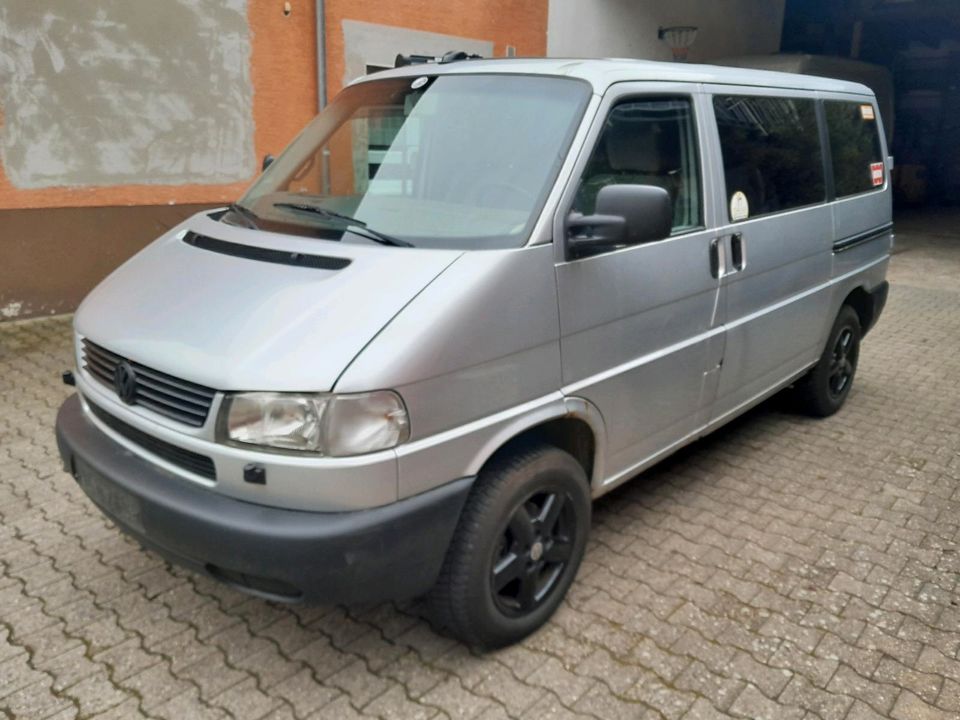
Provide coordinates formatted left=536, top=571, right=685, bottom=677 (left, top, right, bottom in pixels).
left=394, top=51, right=483, bottom=68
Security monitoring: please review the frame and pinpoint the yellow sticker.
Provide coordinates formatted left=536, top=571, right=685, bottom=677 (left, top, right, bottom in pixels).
left=860, top=104, right=876, bottom=121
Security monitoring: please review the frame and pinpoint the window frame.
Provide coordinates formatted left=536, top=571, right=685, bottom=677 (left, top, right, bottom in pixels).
left=822, top=98, right=888, bottom=201
left=710, top=90, right=828, bottom=224
left=553, top=82, right=710, bottom=263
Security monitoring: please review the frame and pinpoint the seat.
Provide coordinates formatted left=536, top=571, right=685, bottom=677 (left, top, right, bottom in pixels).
left=574, top=118, right=681, bottom=215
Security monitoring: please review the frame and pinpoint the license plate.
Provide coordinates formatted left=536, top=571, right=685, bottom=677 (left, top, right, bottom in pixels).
left=73, top=458, right=144, bottom=533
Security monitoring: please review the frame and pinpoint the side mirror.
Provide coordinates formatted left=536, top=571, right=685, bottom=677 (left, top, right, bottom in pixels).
left=261, top=154, right=275, bottom=172
left=566, top=184, right=672, bottom=259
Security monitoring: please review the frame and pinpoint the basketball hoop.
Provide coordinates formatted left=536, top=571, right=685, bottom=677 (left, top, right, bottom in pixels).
left=658, top=26, right=698, bottom=62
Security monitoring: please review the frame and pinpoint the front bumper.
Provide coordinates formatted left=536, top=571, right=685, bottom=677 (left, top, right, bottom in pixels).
left=56, top=394, right=473, bottom=603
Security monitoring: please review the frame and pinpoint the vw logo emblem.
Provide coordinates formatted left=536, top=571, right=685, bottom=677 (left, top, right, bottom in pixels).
left=113, top=361, right=138, bottom=405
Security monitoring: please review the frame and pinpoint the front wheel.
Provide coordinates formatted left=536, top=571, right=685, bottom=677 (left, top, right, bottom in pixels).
left=794, top=305, right=862, bottom=417
left=428, top=443, right=591, bottom=648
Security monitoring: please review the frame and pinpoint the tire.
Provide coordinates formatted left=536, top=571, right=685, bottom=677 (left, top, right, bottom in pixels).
left=428, top=443, right=591, bottom=648
left=794, top=305, right=861, bottom=417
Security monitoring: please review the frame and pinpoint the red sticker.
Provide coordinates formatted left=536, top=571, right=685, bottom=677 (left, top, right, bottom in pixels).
left=870, top=162, right=884, bottom=187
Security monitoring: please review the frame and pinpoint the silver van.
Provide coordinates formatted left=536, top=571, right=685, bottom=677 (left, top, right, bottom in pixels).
left=56, top=58, right=891, bottom=647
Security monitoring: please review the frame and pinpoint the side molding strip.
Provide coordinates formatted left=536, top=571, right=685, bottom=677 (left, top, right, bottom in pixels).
left=833, top=222, right=894, bottom=254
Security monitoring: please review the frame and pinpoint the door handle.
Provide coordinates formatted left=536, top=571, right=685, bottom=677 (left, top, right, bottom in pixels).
left=730, top=233, right=745, bottom=272
left=709, top=238, right=725, bottom=278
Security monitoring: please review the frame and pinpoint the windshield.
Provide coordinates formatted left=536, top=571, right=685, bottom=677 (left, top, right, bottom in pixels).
left=231, top=74, right=591, bottom=249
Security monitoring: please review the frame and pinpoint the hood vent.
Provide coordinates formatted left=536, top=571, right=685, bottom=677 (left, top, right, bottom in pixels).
left=182, top=231, right=351, bottom=270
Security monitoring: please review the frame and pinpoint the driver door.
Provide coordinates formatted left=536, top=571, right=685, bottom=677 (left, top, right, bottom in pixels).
left=554, top=84, right=724, bottom=489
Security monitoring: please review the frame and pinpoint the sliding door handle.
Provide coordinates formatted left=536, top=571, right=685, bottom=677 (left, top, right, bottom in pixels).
left=730, top=233, right=745, bottom=271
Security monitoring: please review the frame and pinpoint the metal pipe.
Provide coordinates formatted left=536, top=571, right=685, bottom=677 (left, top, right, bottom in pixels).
left=314, top=0, right=331, bottom=192
left=315, top=0, right=326, bottom=110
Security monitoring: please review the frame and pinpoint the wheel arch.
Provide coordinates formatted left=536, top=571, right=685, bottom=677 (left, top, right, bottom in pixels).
left=842, top=285, right=875, bottom=335
left=468, top=396, right=606, bottom=492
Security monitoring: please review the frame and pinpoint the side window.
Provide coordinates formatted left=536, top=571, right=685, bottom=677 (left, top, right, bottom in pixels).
left=573, top=97, right=703, bottom=233
left=825, top=101, right=885, bottom=197
left=713, top=95, right=825, bottom=221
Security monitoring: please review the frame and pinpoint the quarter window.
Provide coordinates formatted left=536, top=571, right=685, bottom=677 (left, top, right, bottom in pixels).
left=573, top=97, right=703, bottom=233
left=713, top=95, right=825, bottom=221
left=825, top=101, right=885, bottom=197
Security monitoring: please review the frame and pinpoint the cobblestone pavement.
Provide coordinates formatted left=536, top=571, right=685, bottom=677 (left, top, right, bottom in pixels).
left=2, top=211, right=959, bottom=719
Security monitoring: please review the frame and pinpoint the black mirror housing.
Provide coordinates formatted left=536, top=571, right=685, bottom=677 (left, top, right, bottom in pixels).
left=566, top=184, right=672, bottom=259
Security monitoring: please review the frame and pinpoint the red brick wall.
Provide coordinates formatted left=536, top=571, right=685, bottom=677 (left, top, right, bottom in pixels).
left=324, top=0, right=549, bottom=99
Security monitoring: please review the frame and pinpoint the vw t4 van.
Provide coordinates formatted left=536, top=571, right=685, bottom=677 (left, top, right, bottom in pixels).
left=56, top=57, right=892, bottom=647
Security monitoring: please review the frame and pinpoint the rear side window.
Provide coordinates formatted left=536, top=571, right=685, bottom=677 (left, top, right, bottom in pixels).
left=713, top=95, right=825, bottom=221
left=825, top=101, right=885, bottom=197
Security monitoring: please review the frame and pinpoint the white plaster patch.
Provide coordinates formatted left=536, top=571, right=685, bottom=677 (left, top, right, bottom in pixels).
left=1, top=302, right=23, bottom=318
left=0, top=0, right=255, bottom=188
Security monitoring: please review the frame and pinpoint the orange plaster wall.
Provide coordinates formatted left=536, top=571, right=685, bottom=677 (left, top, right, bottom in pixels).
left=0, top=0, right=319, bottom=211
left=323, top=0, right=550, bottom=100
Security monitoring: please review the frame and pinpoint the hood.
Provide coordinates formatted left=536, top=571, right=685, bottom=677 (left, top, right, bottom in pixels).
left=75, top=211, right=461, bottom=391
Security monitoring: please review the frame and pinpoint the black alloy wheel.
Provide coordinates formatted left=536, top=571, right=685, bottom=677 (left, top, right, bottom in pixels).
left=828, top=326, right=858, bottom=400
left=428, top=443, right=591, bottom=648
left=491, top=488, right=577, bottom=617
left=794, top=304, right=862, bottom=417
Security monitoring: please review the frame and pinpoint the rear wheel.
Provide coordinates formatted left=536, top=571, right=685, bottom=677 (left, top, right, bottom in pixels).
left=428, top=443, right=590, bottom=648
left=794, top=305, right=861, bottom=417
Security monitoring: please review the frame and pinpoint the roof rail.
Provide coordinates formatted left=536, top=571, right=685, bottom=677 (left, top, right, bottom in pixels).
left=394, top=51, right=483, bottom=68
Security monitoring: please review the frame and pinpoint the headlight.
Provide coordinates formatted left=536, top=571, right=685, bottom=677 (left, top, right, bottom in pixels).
left=221, top=391, right=409, bottom=456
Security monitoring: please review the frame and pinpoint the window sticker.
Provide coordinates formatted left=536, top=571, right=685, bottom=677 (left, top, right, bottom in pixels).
left=860, top=104, right=876, bottom=121
left=870, top=161, right=884, bottom=187
left=729, top=191, right=749, bottom=221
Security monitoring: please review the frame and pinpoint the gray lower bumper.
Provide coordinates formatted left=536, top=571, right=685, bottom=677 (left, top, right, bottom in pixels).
left=56, top=394, right=472, bottom=603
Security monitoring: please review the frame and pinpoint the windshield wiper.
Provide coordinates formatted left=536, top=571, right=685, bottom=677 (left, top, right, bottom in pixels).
left=227, top=202, right=260, bottom=230
left=273, top=202, right=413, bottom=247
left=274, top=202, right=359, bottom=226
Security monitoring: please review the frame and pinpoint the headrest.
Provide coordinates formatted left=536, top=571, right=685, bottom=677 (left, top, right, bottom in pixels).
left=606, top=120, right=663, bottom=173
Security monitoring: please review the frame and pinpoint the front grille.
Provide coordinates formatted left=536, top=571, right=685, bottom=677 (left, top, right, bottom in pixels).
left=81, top=339, right=216, bottom=427
left=87, top=399, right=217, bottom=480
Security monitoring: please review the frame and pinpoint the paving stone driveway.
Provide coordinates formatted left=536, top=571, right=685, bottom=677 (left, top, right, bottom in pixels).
left=2, top=211, right=959, bottom=720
